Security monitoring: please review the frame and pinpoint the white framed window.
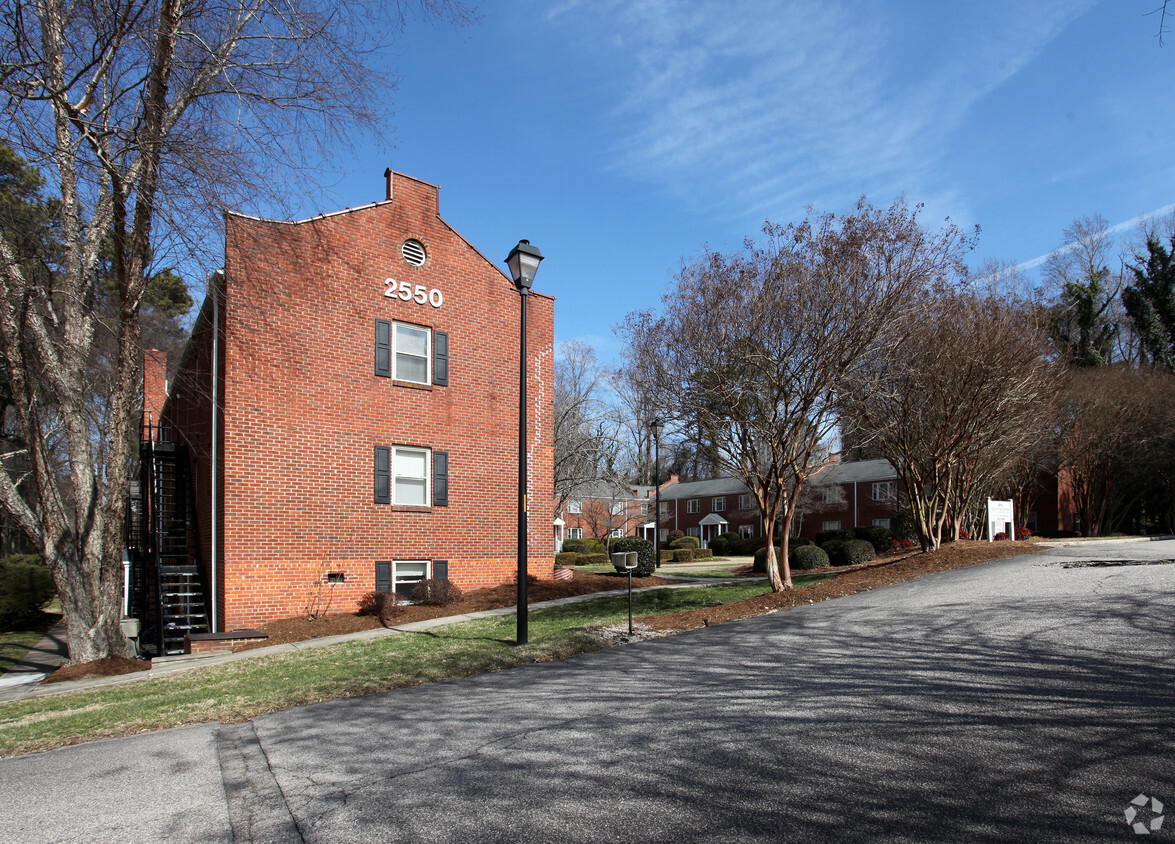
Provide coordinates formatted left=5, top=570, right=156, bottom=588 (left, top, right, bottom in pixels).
left=567, top=527, right=583, bottom=539
left=712, top=496, right=726, bottom=511
left=393, top=322, right=431, bottom=384
left=394, top=560, right=430, bottom=597
left=687, top=526, right=701, bottom=538
left=659, top=502, right=669, bottom=515
left=687, top=499, right=700, bottom=514
left=659, top=528, right=668, bottom=542
left=568, top=499, right=582, bottom=514
left=394, top=447, right=429, bottom=506
left=872, top=481, right=896, bottom=502
left=610, top=501, right=626, bottom=516
left=739, top=524, right=754, bottom=539
left=609, top=528, right=624, bottom=538
left=738, top=494, right=753, bottom=510
left=822, top=520, right=841, bottom=532
left=872, top=518, right=891, bottom=529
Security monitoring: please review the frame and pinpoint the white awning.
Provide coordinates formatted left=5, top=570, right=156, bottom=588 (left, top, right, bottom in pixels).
left=640, top=521, right=656, bottom=529
left=553, top=517, right=565, bottom=526
left=699, top=513, right=729, bottom=526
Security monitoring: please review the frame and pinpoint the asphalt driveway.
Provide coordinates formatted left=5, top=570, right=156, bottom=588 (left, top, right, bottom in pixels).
left=2, top=540, right=1172, bottom=842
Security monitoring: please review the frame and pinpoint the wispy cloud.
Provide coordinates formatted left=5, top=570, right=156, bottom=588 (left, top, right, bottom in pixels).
left=542, top=0, right=1097, bottom=223
left=1015, top=202, right=1175, bottom=272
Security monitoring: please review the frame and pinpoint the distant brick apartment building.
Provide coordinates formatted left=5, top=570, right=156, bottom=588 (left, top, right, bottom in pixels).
left=136, top=170, right=555, bottom=639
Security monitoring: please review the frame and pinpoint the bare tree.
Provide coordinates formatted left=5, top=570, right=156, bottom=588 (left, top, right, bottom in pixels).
left=0, top=0, right=472, bottom=663
left=844, top=286, right=1057, bottom=551
left=1043, top=215, right=1122, bottom=367
left=622, top=198, right=974, bottom=590
left=554, top=340, right=618, bottom=517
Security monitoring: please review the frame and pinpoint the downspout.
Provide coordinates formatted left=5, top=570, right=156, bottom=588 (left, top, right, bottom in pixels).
left=210, top=269, right=223, bottom=632
left=854, top=481, right=859, bottom=528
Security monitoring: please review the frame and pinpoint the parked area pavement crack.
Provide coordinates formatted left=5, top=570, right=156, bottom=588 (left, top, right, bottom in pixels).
left=1057, top=559, right=1175, bottom=568
left=217, top=721, right=304, bottom=843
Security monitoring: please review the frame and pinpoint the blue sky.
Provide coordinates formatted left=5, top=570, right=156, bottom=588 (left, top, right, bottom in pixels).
left=266, top=0, right=1175, bottom=364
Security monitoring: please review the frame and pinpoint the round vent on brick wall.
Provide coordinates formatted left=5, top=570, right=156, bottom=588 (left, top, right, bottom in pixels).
left=402, top=239, right=427, bottom=266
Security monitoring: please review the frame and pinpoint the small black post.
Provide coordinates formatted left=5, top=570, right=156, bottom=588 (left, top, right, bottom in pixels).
left=627, top=568, right=634, bottom=635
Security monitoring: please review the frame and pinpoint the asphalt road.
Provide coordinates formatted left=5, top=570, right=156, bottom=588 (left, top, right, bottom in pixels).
left=2, top=540, right=1173, bottom=843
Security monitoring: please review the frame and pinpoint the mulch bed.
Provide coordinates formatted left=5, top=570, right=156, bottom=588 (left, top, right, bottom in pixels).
left=44, top=656, right=151, bottom=684
left=42, top=541, right=1045, bottom=682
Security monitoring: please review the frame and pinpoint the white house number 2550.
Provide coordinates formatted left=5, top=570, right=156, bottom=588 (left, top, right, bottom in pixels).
left=384, top=278, right=443, bottom=308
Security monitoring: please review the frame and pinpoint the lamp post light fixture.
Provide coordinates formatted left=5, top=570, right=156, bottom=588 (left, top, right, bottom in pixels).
left=650, top=417, right=664, bottom=569
left=505, top=239, right=544, bottom=646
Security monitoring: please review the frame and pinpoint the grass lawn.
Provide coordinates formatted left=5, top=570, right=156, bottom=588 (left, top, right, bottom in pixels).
left=0, top=581, right=772, bottom=757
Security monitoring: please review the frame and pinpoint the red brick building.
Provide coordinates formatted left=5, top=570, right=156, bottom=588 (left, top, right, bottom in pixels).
left=135, top=170, right=554, bottom=647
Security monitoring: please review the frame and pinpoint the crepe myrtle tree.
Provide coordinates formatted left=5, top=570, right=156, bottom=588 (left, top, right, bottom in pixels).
left=622, top=198, right=975, bottom=591
left=842, top=282, right=1058, bottom=551
left=0, top=0, right=472, bottom=663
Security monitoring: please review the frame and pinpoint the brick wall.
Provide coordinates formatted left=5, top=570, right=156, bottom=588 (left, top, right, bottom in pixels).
left=163, top=171, right=555, bottom=629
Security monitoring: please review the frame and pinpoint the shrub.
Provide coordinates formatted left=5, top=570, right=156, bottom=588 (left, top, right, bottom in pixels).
left=670, top=535, right=700, bottom=549
left=732, top=537, right=766, bottom=555
left=410, top=578, right=463, bottom=606
left=695, top=548, right=713, bottom=559
left=815, top=528, right=854, bottom=546
left=555, top=551, right=583, bottom=566
left=710, top=536, right=729, bottom=556
left=890, top=509, right=917, bottom=541
left=356, top=590, right=403, bottom=621
left=668, top=530, right=684, bottom=543
left=1015, top=526, right=1033, bottom=540
left=789, top=537, right=812, bottom=548
left=583, top=553, right=610, bottom=565
left=823, top=539, right=875, bottom=567
left=993, top=531, right=1008, bottom=541
left=607, top=537, right=657, bottom=576
left=852, top=525, right=892, bottom=553
left=672, top=548, right=697, bottom=562
left=720, top=531, right=741, bottom=545
left=659, top=549, right=675, bottom=562
left=789, top=545, right=829, bottom=571
left=894, top=538, right=917, bottom=550
left=752, top=546, right=782, bottom=573
left=958, top=528, right=971, bottom=540
left=0, top=556, right=54, bottom=630
left=562, top=538, right=589, bottom=553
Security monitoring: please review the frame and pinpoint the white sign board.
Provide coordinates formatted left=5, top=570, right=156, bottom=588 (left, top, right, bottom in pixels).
left=987, top=498, right=1015, bottom=542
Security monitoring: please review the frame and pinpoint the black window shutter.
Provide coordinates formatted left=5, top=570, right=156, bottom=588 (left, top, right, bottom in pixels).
left=433, top=560, right=449, bottom=581
left=375, top=320, right=391, bottom=377
left=374, top=446, right=390, bottom=504
left=375, top=560, right=391, bottom=592
left=433, top=451, right=449, bottom=506
left=433, top=330, right=449, bottom=386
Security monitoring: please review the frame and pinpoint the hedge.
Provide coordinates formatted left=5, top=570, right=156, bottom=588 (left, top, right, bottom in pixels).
left=822, top=539, right=876, bottom=567
left=0, top=555, right=53, bottom=630
left=852, top=525, right=893, bottom=553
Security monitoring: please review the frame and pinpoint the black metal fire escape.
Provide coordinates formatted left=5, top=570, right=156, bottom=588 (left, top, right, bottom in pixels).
left=131, top=430, right=210, bottom=656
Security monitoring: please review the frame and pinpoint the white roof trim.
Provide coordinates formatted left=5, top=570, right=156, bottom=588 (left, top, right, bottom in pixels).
left=699, top=514, right=729, bottom=526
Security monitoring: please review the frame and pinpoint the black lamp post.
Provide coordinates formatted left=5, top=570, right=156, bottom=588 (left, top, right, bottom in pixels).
left=505, top=239, right=544, bottom=645
left=650, top=417, right=664, bottom=569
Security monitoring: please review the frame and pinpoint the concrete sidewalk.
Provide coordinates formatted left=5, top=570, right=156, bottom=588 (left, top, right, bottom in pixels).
left=0, top=619, right=67, bottom=689
left=0, top=576, right=747, bottom=703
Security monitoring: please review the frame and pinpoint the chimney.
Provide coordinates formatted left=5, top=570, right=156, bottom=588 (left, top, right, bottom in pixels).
left=384, top=168, right=394, bottom=201
left=143, top=349, right=168, bottom=440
